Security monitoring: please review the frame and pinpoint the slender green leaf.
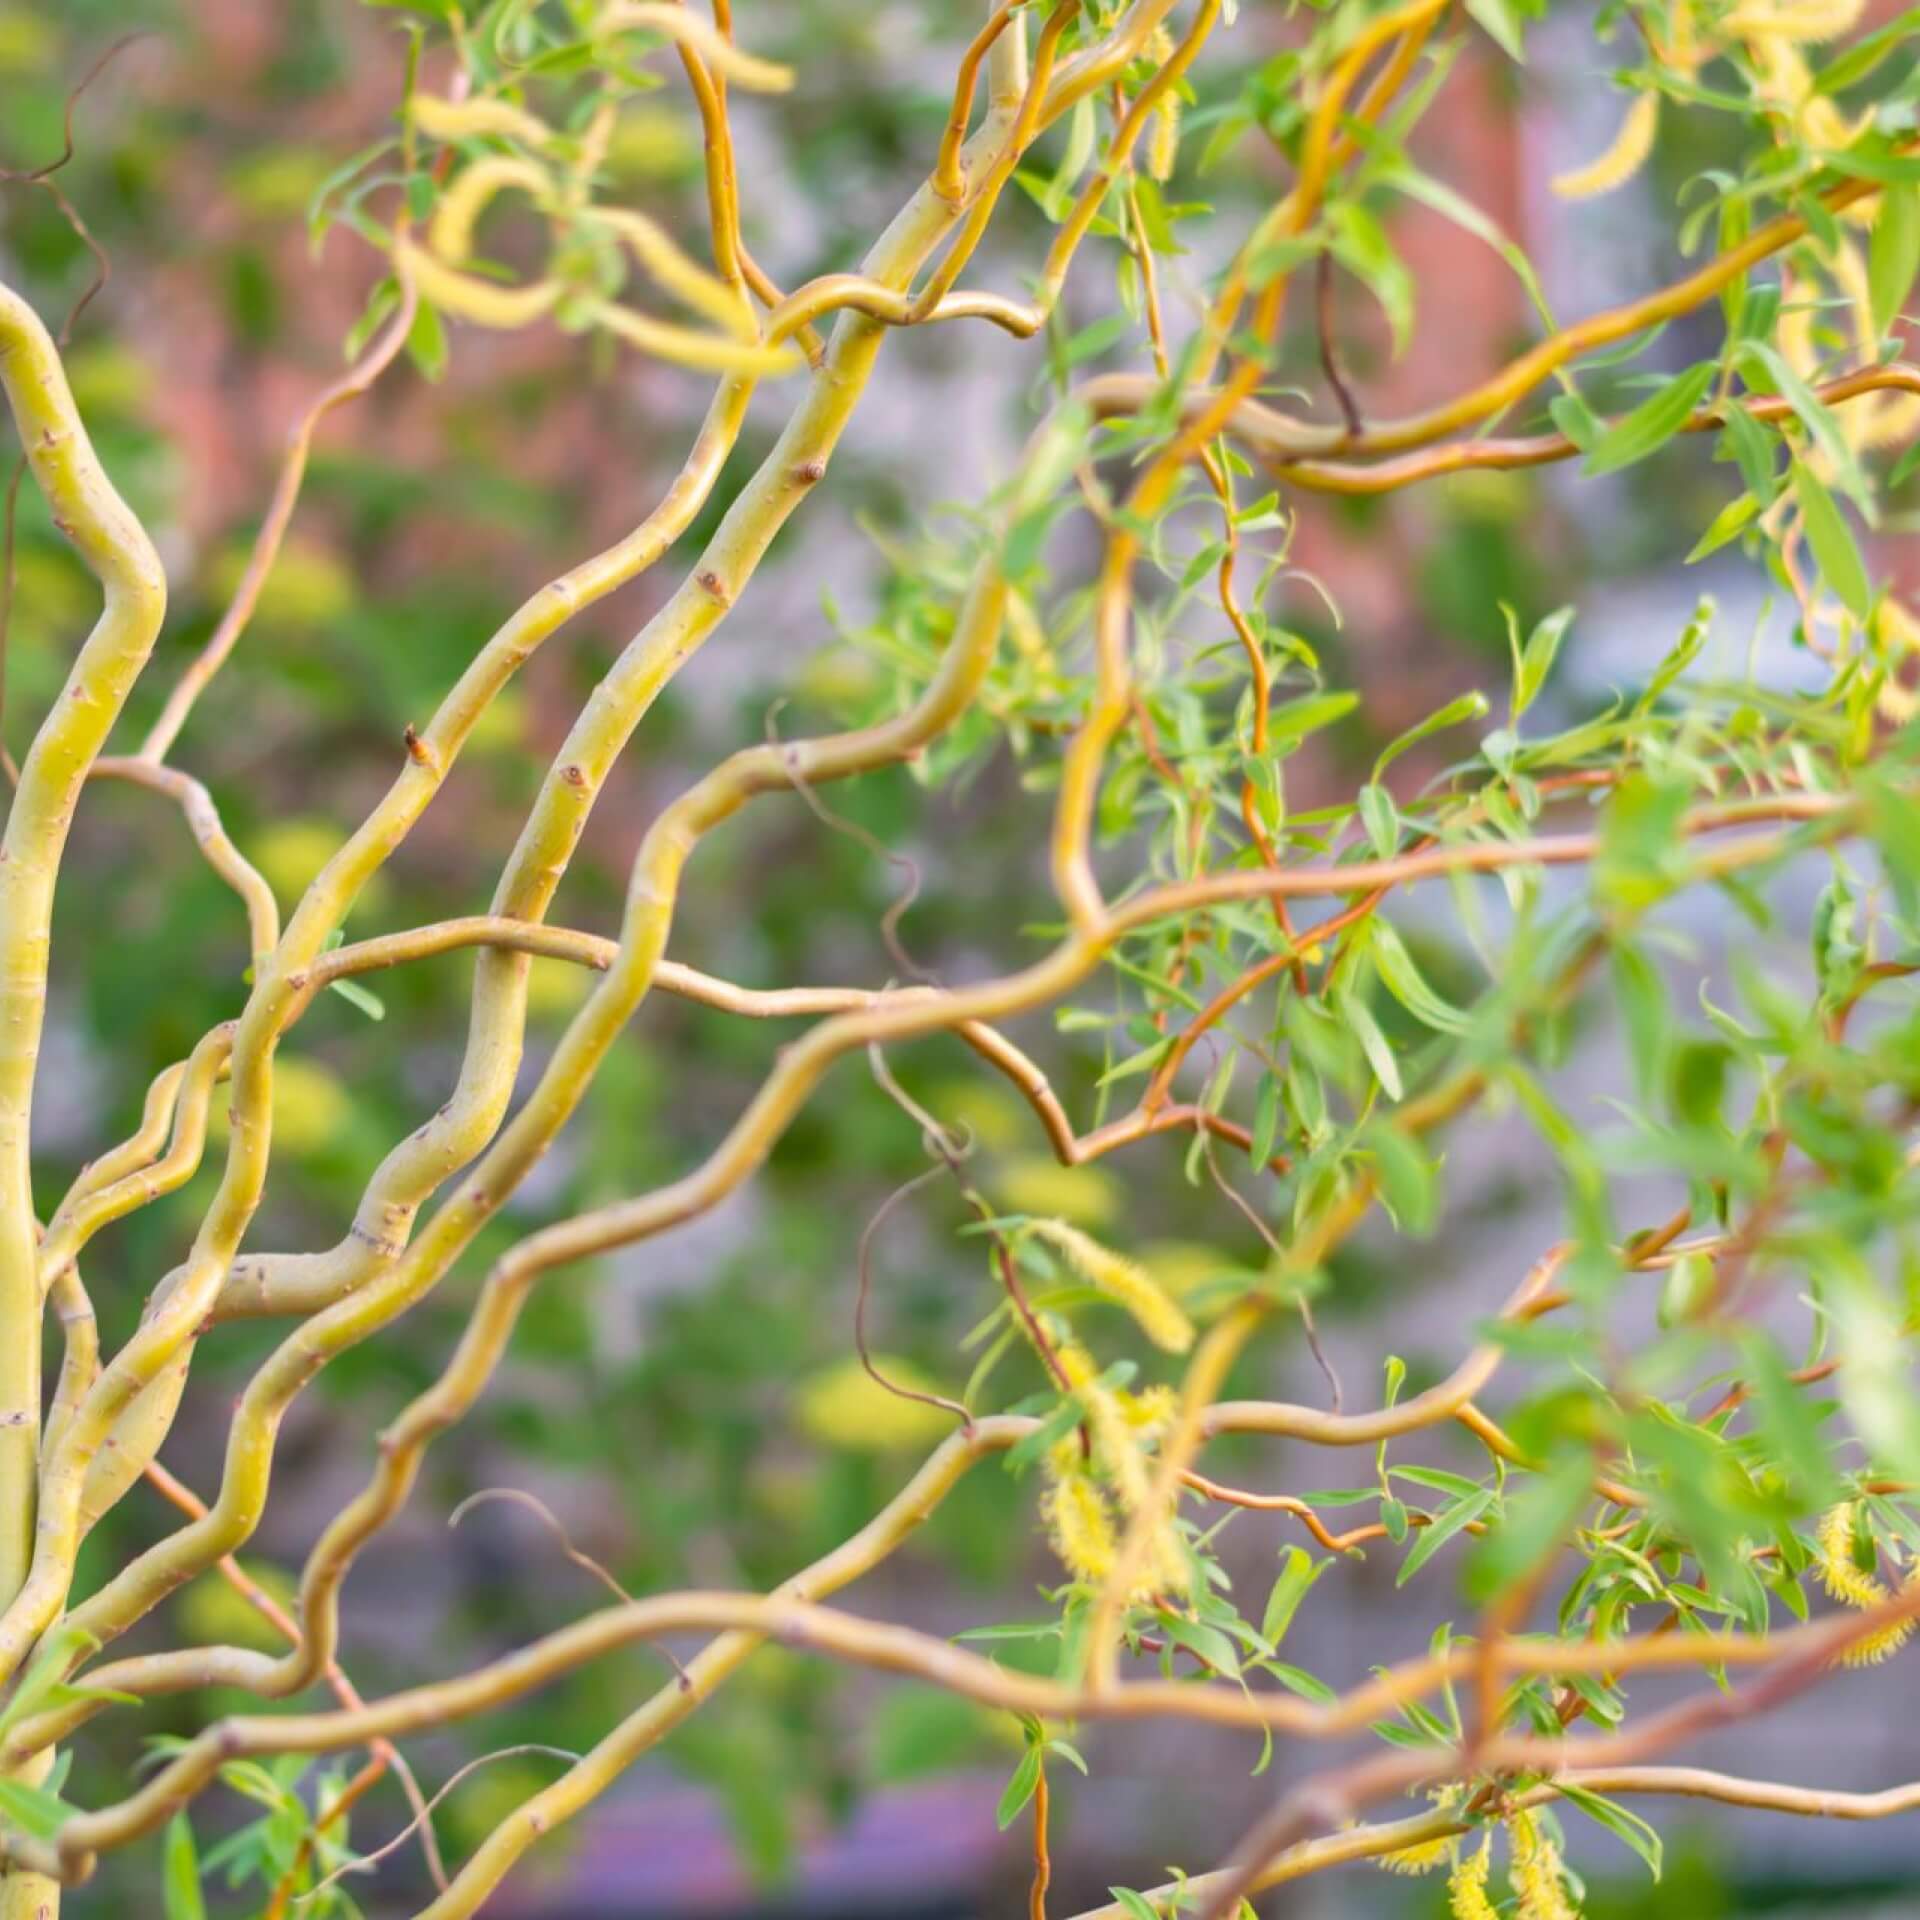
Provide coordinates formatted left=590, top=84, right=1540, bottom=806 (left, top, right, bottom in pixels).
left=1685, top=490, right=1759, bottom=564
left=1397, top=1488, right=1494, bottom=1586
left=1369, top=922, right=1472, bottom=1035
left=1792, top=459, right=1873, bottom=621
left=1557, top=1782, right=1664, bottom=1880
left=995, top=1745, right=1043, bottom=1829
left=1261, top=1547, right=1326, bottom=1646
left=1373, top=690, right=1489, bottom=779
left=1869, top=183, right=1920, bottom=337
left=1584, top=363, right=1715, bottom=476
left=164, top=1814, right=209, bottom=1920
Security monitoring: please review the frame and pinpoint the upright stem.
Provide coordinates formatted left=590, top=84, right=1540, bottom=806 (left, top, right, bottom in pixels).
left=0, top=282, right=167, bottom=1920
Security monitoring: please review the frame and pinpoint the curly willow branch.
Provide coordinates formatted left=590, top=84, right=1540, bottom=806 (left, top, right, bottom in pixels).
left=2, top=1, right=1918, bottom=1915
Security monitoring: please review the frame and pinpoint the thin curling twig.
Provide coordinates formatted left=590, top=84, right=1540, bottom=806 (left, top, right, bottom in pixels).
left=1314, top=248, right=1363, bottom=438
left=13, top=8, right=1920, bottom=1918
left=448, top=1487, right=689, bottom=1686
left=768, top=697, right=934, bottom=984
left=850, top=1154, right=975, bottom=1431
left=138, top=272, right=420, bottom=763
left=0, top=35, right=147, bottom=787
left=294, top=1745, right=582, bottom=1908
left=141, top=1461, right=449, bottom=1895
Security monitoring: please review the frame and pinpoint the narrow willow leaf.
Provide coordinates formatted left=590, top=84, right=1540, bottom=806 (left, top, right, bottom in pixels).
left=1372, top=690, right=1489, bottom=778
left=1719, top=403, right=1779, bottom=505
left=1329, top=202, right=1413, bottom=356
left=1267, top=688, right=1360, bottom=747
left=1396, top=1466, right=1484, bottom=1498
left=1466, top=0, right=1539, bottom=60
left=329, top=977, right=387, bottom=1021
left=995, top=1745, right=1043, bottom=1829
left=1548, top=391, right=1601, bottom=452
left=1358, top=781, right=1399, bottom=858
left=1583, top=362, right=1714, bottom=475
left=1262, top=1660, right=1337, bottom=1703
left=1366, top=1122, right=1437, bottom=1235
left=1339, top=986, right=1403, bottom=1100
left=1639, top=595, right=1713, bottom=707
left=1261, top=1546, right=1326, bottom=1646
left=1815, top=5, right=1920, bottom=92
left=1377, top=160, right=1558, bottom=333
left=1739, top=343, right=1868, bottom=508
left=1685, top=490, right=1758, bottom=564
left=1005, top=1398, right=1082, bottom=1475
left=1595, top=770, right=1690, bottom=914
left=342, top=274, right=401, bottom=361
left=1792, top=460, right=1873, bottom=621
left=1833, top=1266, right=1920, bottom=1480
left=1467, top=1453, right=1593, bottom=1602
left=1158, top=1612, right=1241, bottom=1678
left=1368, top=922, right=1472, bottom=1035
left=1511, top=603, right=1574, bottom=718
left=1045, top=95, right=1097, bottom=220
left=1611, top=941, right=1669, bottom=1097
left=1825, top=140, right=1920, bottom=185
left=1869, top=182, right=1920, bottom=339
left=1250, top=1073, right=1281, bottom=1167
left=1397, top=1488, right=1493, bottom=1586
left=164, top=1815, right=209, bottom=1920
left=0, top=1624, right=102, bottom=1742
left=1557, top=1782, right=1664, bottom=1881
left=407, top=296, right=449, bottom=383
left=1735, top=1329, right=1839, bottom=1506
left=0, top=1778, right=75, bottom=1843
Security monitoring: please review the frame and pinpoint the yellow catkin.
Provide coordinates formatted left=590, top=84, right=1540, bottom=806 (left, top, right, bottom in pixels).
left=1448, top=1839, right=1499, bottom=1920
left=1122, top=1383, right=1176, bottom=1434
left=1055, top=1342, right=1099, bottom=1392
left=588, top=208, right=760, bottom=340
left=1048, top=1345, right=1186, bottom=1596
left=410, top=92, right=557, bottom=150
left=1725, top=0, right=1867, bottom=41
left=1379, top=1791, right=1463, bottom=1876
left=1510, top=1812, right=1580, bottom=1920
left=1876, top=599, right=1920, bottom=657
left=1087, top=1380, right=1189, bottom=1596
left=429, top=156, right=552, bottom=267
left=394, top=243, right=562, bottom=330
left=1084, top=1386, right=1154, bottom=1511
left=1376, top=1832, right=1450, bottom=1874
left=1148, top=95, right=1181, bottom=182
left=1739, top=28, right=1864, bottom=150
left=1817, top=1501, right=1885, bottom=1607
left=1816, top=1505, right=1920, bottom=1665
left=589, top=300, right=803, bottom=376
left=1831, top=241, right=1920, bottom=445
left=1042, top=1465, right=1118, bottom=1583
left=1873, top=602, right=1920, bottom=721
left=1144, top=24, right=1180, bottom=181
left=1552, top=90, right=1658, bottom=199
left=595, top=2, right=796, bottom=92
left=1026, top=1221, right=1195, bottom=1353
left=1839, top=1579, right=1919, bottom=1667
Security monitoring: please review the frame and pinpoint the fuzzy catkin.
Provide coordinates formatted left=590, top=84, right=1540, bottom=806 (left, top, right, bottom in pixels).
left=1815, top=1501, right=1918, bottom=1666
left=1510, top=1812, right=1580, bottom=1920
left=1448, top=1839, right=1499, bottom=1920
left=1026, top=1220, right=1194, bottom=1352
